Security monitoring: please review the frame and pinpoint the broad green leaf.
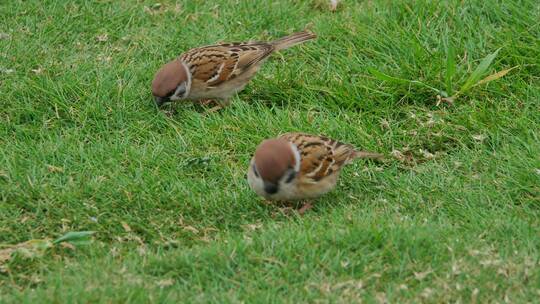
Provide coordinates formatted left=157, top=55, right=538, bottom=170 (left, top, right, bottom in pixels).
left=368, top=68, right=442, bottom=95
left=53, top=231, right=96, bottom=245
left=474, top=66, right=518, bottom=87
left=458, top=48, right=500, bottom=94
left=368, top=68, right=411, bottom=84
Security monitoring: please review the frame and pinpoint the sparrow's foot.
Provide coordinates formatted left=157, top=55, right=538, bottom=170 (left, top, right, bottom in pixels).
left=262, top=200, right=273, bottom=206
left=297, top=201, right=313, bottom=215
left=200, top=99, right=215, bottom=106
left=162, top=107, right=178, bottom=117
left=208, top=104, right=226, bottom=112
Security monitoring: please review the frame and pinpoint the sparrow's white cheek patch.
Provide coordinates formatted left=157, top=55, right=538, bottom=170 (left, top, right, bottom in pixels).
left=180, top=61, right=192, bottom=96
left=290, top=143, right=301, bottom=171
left=252, top=164, right=259, bottom=178
left=170, top=82, right=188, bottom=100
left=247, top=164, right=266, bottom=198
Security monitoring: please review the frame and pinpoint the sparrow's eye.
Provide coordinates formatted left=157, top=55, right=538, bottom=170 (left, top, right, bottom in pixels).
left=252, top=164, right=259, bottom=178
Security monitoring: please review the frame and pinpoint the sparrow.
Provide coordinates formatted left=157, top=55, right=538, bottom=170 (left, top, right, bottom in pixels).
left=151, top=30, right=316, bottom=109
left=247, top=133, right=383, bottom=212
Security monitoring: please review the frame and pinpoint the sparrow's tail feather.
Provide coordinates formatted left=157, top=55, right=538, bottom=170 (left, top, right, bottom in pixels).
left=271, top=30, right=316, bottom=51
left=353, top=151, right=385, bottom=161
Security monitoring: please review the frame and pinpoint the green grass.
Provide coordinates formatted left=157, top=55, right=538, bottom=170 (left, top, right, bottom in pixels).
left=1, top=0, right=539, bottom=302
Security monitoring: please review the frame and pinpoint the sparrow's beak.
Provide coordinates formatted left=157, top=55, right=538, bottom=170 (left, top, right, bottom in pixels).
left=154, top=96, right=169, bottom=107
left=263, top=182, right=278, bottom=195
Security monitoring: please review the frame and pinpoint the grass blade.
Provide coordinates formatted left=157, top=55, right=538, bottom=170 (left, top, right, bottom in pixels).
left=458, top=48, right=500, bottom=95
left=445, top=44, right=456, bottom=96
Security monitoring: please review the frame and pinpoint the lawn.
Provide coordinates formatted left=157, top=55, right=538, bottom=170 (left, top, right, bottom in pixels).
left=1, top=0, right=539, bottom=302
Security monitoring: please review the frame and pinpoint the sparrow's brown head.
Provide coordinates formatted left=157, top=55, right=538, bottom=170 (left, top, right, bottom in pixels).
left=253, top=138, right=297, bottom=194
left=151, top=60, right=190, bottom=106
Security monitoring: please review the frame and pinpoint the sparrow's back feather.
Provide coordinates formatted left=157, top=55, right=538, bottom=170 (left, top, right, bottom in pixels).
left=180, top=42, right=274, bottom=88
left=280, top=133, right=350, bottom=182
left=181, top=31, right=315, bottom=86
left=280, top=132, right=382, bottom=183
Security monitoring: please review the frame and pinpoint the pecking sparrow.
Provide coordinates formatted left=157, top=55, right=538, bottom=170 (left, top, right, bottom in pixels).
left=247, top=132, right=383, bottom=210
left=151, top=30, right=316, bottom=109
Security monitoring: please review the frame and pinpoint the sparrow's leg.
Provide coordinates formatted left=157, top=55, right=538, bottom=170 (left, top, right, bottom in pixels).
left=162, top=108, right=177, bottom=117
left=297, top=201, right=313, bottom=215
